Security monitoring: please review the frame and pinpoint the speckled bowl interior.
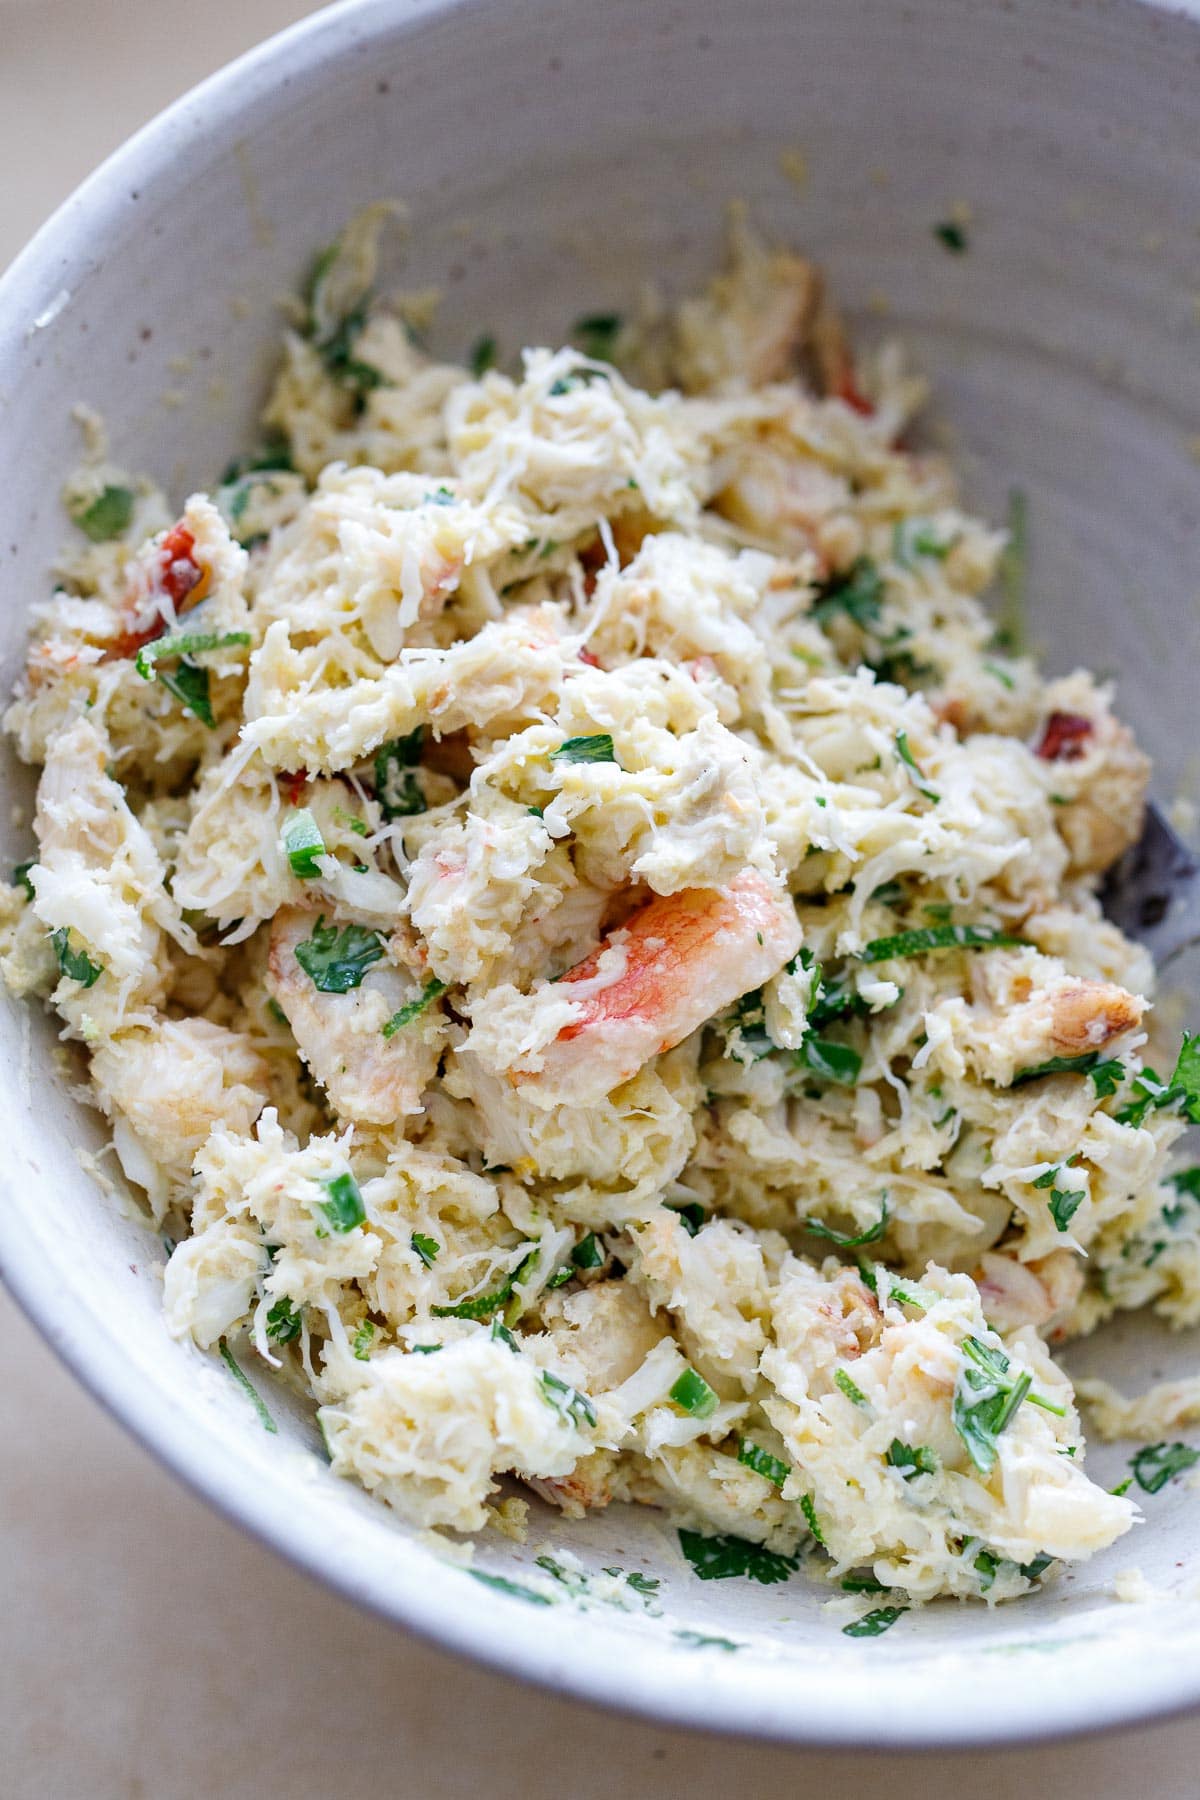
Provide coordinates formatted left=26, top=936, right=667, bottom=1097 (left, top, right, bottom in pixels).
left=2, top=0, right=1200, bottom=1747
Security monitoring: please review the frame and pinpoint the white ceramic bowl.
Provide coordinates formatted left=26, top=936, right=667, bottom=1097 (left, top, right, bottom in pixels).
left=3, top=0, right=1200, bottom=1748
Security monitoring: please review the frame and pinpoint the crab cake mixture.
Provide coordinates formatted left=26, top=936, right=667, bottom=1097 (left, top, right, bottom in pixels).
left=5, top=210, right=1199, bottom=1612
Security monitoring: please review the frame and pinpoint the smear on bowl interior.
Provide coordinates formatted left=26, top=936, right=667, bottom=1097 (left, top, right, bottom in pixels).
left=5, top=208, right=1200, bottom=1623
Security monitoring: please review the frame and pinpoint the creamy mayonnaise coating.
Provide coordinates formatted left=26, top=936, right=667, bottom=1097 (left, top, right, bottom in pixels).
left=5, top=212, right=1197, bottom=1609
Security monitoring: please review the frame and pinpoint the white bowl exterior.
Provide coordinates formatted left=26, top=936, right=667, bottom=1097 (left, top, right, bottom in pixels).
left=2, top=0, right=1200, bottom=1746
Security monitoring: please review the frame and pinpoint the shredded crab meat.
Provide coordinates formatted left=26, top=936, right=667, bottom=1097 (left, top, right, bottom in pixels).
left=3, top=207, right=1190, bottom=1612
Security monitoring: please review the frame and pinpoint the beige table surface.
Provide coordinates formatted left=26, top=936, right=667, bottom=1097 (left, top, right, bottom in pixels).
left=3, top=2, right=1200, bottom=1794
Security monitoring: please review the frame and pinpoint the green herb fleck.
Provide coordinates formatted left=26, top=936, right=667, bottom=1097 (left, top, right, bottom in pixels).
left=550, top=733, right=618, bottom=765
left=318, top=1170, right=366, bottom=1233
left=573, top=312, right=623, bottom=361
left=570, top=1231, right=604, bottom=1269
left=539, top=1370, right=597, bottom=1429
left=933, top=220, right=968, bottom=253
left=861, top=923, right=1018, bottom=962
left=835, top=1367, right=868, bottom=1407
left=670, top=1366, right=719, bottom=1419
left=470, top=1570, right=553, bottom=1606
left=797, top=1036, right=862, bottom=1085
left=666, top=1199, right=706, bottom=1236
left=374, top=729, right=426, bottom=819
left=352, top=1319, right=375, bottom=1360
left=802, top=1198, right=889, bottom=1248
left=218, top=1339, right=277, bottom=1433
left=51, top=927, right=103, bottom=988
left=812, top=557, right=883, bottom=630
left=134, top=630, right=250, bottom=679
left=800, top=1493, right=825, bottom=1545
left=736, top=1437, right=790, bottom=1487
left=294, top=915, right=384, bottom=994
left=1048, top=1186, right=1085, bottom=1232
left=431, top=1248, right=538, bottom=1321
left=382, top=976, right=447, bottom=1036
left=282, top=808, right=326, bottom=879
left=265, top=1297, right=301, bottom=1344
left=673, top=1628, right=742, bottom=1650
left=156, top=659, right=214, bottom=727
left=677, top=1529, right=800, bottom=1585
left=411, top=1232, right=440, bottom=1268
left=1012, top=1051, right=1105, bottom=1087
left=841, top=1571, right=888, bottom=1594
left=1130, top=1441, right=1200, bottom=1495
left=887, top=1439, right=939, bottom=1480
left=469, top=334, right=497, bottom=376
left=894, top=730, right=940, bottom=803
left=952, top=1335, right=1032, bottom=1474
left=12, top=861, right=34, bottom=901
left=73, top=484, right=135, bottom=542
left=843, top=1605, right=907, bottom=1638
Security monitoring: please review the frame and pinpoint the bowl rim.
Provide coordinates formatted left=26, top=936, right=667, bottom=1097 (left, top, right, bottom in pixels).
left=3, top=0, right=1200, bottom=1751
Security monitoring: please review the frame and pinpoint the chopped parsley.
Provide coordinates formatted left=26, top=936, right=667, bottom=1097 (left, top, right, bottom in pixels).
left=1129, top=1441, right=1200, bottom=1495
left=294, top=916, right=384, bottom=993
left=673, top=1629, right=742, bottom=1651
left=802, top=1197, right=889, bottom=1248
left=812, top=557, right=883, bottom=630
left=893, top=517, right=955, bottom=566
left=156, top=659, right=215, bottom=727
left=933, top=220, right=968, bottom=253
left=952, top=1335, right=1031, bottom=1474
left=843, top=1605, right=907, bottom=1638
left=550, top=733, right=618, bottom=765
left=72, top=484, right=135, bottom=542
left=282, top=808, right=326, bottom=878
left=887, top=1439, right=939, bottom=1480
left=218, top=1339, right=277, bottom=1433
left=796, top=1036, right=862, bottom=1085
left=134, top=630, right=251, bottom=679
left=666, top=1199, right=706, bottom=1236
left=305, top=256, right=386, bottom=407
left=1164, top=1032, right=1200, bottom=1124
left=570, top=1231, right=604, bottom=1269
left=265, top=1297, right=301, bottom=1344
left=317, top=1171, right=366, bottom=1233
left=677, top=1529, right=800, bottom=1585
left=861, top=923, right=1018, bottom=962
left=431, top=1248, right=538, bottom=1321
left=374, top=729, right=426, bottom=819
left=539, top=1370, right=597, bottom=1429
left=834, top=1367, right=868, bottom=1407
left=894, top=730, right=940, bottom=803
left=736, top=1437, right=790, bottom=1487
left=669, top=1366, right=719, bottom=1419
left=469, top=1570, right=553, bottom=1606
left=573, top=312, right=623, bottom=361
left=382, top=976, right=447, bottom=1036
left=1090, top=1059, right=1125, bottom=1097
left=411, top=1232, right=440, bottom=1268
left=1012, top=1050, right=1105, bottom=1087
left=352, top=1319, right=375, bottom=1360
left=469, top=334, right=497, bottom=376
left=841, top=1571, right=888, bottom=1594
left=51, top=927, right=103, bottom=988
left=1047, top=1185, right=1085, bottom=1232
